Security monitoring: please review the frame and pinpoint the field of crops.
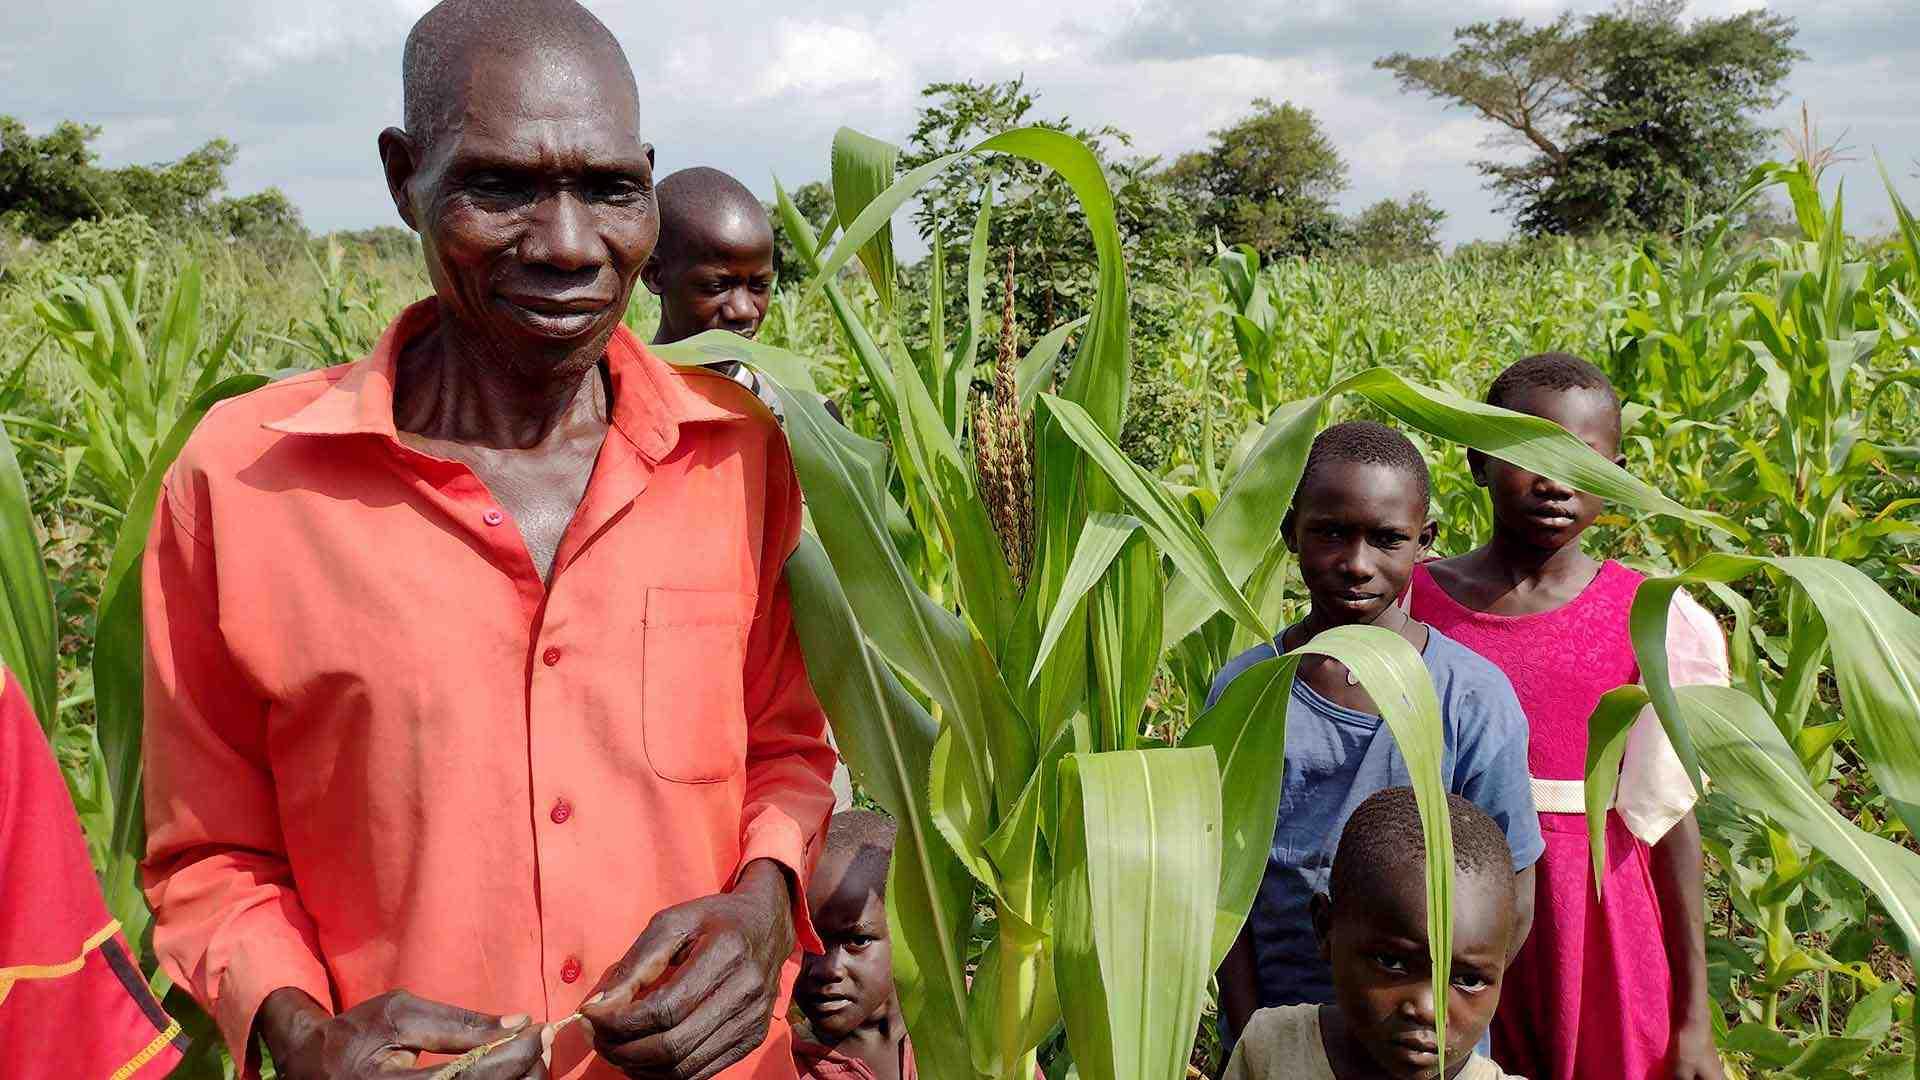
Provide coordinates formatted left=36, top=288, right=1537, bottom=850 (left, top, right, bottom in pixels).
left=2, top=134, right=1918, bottom=1080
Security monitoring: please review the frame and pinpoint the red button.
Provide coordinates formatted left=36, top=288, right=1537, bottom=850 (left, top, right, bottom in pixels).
left=551, top=799, right=572, bottom=824
left=542, top=646, right=562, bottom=666
left=482, top=508, right=504, bottom=526
left=560, top=957, right=581, bottom=984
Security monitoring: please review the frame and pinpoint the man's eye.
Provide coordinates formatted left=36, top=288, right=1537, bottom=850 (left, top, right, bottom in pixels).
left=1373, top=953, right=1409, bottom=974
left=1452, top=972, right=1489, bottom=992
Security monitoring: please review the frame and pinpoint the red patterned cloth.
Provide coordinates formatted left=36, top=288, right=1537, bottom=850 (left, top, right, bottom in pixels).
left=793, top=1035, right=916, bottom=1080
left=0, top=666, right=185, bottom=1077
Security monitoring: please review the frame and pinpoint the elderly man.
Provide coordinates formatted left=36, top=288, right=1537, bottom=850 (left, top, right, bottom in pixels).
left=139, top=2, right=836, bottom=1079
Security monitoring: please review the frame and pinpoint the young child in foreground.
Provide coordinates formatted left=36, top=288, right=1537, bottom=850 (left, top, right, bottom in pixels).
left=793, top=810, right=911, bottom=1080
left=1225, top=787, right=1528, bottom=1080
left=1407, top=353, right=1729, bottom=1080
left=1208, top=422, right=1544, bottom=1043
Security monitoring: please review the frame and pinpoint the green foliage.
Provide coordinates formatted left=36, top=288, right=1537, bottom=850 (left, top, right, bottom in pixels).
left=1378, top=1, right=1803, bottom=236
left=1346, top=192, right=1447, bottom=264
left=1162, top=99, right=1348, bottom=259
left=769, top=179, right=834, bottom=283
left=0, top=114, right=304, bottom=243
left=2, top=104, right=1917, bottom=1080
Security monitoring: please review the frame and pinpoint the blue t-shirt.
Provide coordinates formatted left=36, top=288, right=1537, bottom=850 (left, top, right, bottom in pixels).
left=1207, top=624, right=1544, bottom=1011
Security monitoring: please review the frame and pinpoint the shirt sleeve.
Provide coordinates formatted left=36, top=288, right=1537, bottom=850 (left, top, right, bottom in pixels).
left=733, top=434, right=836, bottom=955
left=140, top=481, right=333, bottom=1076
left=1452, top=666, right=1546, bottom=873
left=1616, top=587, right=1728, bottom=846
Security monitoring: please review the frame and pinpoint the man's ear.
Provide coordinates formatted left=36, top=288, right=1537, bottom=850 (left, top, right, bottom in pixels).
left=1466, top=448, right=1490, bottom=488
left=643, top=142, right=656, bottom=171
left=1281, top=508, right=1299, bottom=554
left=640, top=257, right=666, bottom=298
left=378, top=127, right=421, bottom=232
left=1311, top=892, right=1334, bottom=962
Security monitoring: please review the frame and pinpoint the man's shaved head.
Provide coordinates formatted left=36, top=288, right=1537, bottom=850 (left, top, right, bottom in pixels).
left=402, top=0, right=636, bottom=152
left=653, top=167, right=774, bottom=268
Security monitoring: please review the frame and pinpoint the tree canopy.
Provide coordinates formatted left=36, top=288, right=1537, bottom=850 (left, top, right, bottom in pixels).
left=1, top=116, right=300, bottom=242
left=1162, top=99, right=1348, bottom=259
left=1377, top=0, right=1801, bottom=235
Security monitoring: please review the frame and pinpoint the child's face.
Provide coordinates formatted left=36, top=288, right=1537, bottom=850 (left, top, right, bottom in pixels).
left=1477, top=386, right=1622, bottom=553
left=642, top=225, right=775, bottom=341
left=796, top=847, right=895, bottom=1041
left=1316, top=867, right=1515, bottom=1080
left=1285, top=461, right=1436, bottom=628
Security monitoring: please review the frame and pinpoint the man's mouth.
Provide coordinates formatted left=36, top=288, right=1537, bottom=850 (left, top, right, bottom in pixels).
left=497, top=294, right=612, bottom=338
left=801, top=994, right=855, bottom=1014
left=1524, top=505, right=1576, bottom=527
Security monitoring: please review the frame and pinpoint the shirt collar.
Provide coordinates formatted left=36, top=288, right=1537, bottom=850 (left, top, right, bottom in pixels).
left=264, top=298, right=746, bottom=462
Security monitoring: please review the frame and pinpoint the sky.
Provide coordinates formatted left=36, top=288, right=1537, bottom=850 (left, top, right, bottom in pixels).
left=5, top=0, right=1916, bottom=251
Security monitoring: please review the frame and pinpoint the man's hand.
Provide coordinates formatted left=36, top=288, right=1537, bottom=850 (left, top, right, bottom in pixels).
left=1670, top=1019, right=1727, bottom=1080
left=259, top=987, right=547, bottom=1080
left=582, top=859, right=797, bottom=1079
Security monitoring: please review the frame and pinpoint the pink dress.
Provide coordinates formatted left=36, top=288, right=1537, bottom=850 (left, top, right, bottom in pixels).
left=1410, top=561, right=1718, bottom=1080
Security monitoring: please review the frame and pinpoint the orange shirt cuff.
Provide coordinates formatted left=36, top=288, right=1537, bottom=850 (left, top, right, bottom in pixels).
left=737, top=813, right=822, bottom=956
left=212, top=936, right=333, bottom=1079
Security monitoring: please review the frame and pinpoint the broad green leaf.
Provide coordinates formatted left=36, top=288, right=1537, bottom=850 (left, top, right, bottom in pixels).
left=1040, top=393, right=1269, bottom=643
left=1089, top=533, right=1160, bottom=754
left=651, top=330, right=818, bottom=394
left=1164, top=398, right=1321, bottom=644
left=1164, top=368, right=1746, bottom=642
left=1583, top=686, right=1649, bottom=896
left=784, top=535, right=973, bottom=1080
left=1632, top=555, right=1920, bottom=830
left=1681, top=684, right=1920, bottom=976
left=1029, top=513, right=1141, bottom=683
left=815, top=127, right=1129, bottom=435
left=96, top=374, right=269, bottom=868
left=0, top=418, right=57, bottom=731
left=945, top=181, right=993, bottom=435
left=1055, top=748, right=1221, bottom=1080
left=830, top=128, right=900, bottom=314
left=1016, top=315, right=1089, bottom=411
left=1180, top=623, right=1455, bottom=1054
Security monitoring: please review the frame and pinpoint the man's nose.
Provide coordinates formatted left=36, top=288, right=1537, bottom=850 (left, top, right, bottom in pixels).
left=1336, top=540, right=1375, bottom=580
left=1401, top=983, right=1437, bottom=1027
left=522, top=191, right=602, bottom=272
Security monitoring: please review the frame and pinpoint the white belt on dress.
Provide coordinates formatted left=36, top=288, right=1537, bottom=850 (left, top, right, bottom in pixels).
left=1530, top=777, right=1611, bottom=815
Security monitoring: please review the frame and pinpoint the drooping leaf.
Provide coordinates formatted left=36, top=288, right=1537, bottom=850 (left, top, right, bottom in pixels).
left=784, top=535, right=973, bottom=1080
left=0, top=418, right=57, bottom=732
left=830, top=128, right=900, bottom=314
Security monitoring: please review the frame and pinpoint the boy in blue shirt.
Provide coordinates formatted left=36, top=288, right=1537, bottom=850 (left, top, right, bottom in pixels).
left=1210, top=421, right=1544, bottom=1045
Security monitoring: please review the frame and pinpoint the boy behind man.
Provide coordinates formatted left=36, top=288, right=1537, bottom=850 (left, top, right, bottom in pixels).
left=1210, top=421, right=1544, bottom=1039
left=1226, top=787, right=1529, bottom=1080
left=793, top=811, right=910, bottom=1080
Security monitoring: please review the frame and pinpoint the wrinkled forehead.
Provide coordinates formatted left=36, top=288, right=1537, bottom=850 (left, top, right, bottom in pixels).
left=433, top=43, right=643, bottom=160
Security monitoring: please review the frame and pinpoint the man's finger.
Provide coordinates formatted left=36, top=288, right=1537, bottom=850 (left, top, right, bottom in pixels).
left=582, top=919, right=694, bottom=1023
left=600, top=972, right=763, bottom=1076
left=589, top=934, right=735, bottom=1044
left=443, top=1027, right=545, bottom=1080
left=385, top=991, right=530, bottom=1054
left=679, top=1007, right=767, bottom=1080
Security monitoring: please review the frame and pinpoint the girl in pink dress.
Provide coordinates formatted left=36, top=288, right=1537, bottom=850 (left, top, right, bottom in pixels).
left=1407, top=353, right=1729, bottom=1080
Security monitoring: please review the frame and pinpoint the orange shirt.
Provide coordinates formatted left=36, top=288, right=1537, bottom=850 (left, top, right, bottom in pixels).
left=141, top=300, right=836, bottom=1079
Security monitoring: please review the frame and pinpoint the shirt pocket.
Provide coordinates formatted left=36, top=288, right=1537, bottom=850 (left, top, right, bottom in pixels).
left=642, top=587, right=753, bottom=783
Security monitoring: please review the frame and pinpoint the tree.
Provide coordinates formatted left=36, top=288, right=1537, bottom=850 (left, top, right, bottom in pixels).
left=1346, top=192, right=1447, bottom=263
left=1378, top=1, right=1801, bottom=236
left=900, top=78, right=1196, bottom=356
left=1162, top=99, right=1347, bottom=258
left=768, top=179, right=834, bottom=283
left=0, top=115, right=303, bottom=241
left=0, top=118, right=111, bottom=240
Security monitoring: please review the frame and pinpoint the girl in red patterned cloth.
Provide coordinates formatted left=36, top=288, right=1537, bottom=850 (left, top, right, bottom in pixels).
left=0, top=663, right=187, bottom=1078
left=1407, top=353, right=1729, bottom=1080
